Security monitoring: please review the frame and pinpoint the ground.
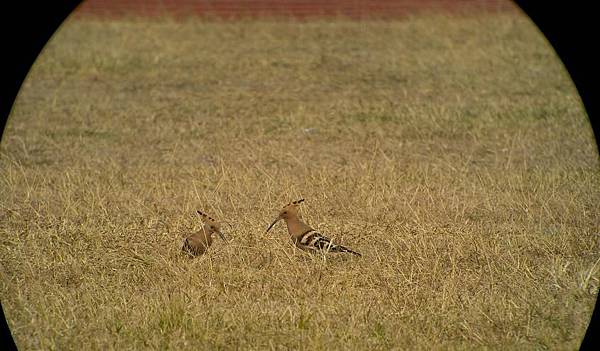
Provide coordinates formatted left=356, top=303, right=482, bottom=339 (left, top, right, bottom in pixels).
left=1, top=11, right=599, bottom=350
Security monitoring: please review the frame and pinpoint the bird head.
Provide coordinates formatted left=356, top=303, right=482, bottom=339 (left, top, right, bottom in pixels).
left=266, top=199, right=304, bottom=233
left=197, top=210, right=226, bottom=240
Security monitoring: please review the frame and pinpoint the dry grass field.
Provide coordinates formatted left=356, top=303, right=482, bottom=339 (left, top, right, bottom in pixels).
left=1, top=11, right=599, bottom=350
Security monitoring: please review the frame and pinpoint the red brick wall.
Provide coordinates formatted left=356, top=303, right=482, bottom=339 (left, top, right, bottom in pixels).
left=73, top=0, right=518, bottom=19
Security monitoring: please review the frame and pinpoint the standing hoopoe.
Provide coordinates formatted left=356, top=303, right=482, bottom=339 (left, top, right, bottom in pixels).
left=182, top=210, right=226, bottom=257
left=266, top=199, right=361, bottom=256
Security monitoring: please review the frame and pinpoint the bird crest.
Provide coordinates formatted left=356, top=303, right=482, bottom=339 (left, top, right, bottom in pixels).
left=197, top=210, right=217, bottom=223
left=196, top=210, right=223, bottom=233
left=283, top=198, right=304, bottom=209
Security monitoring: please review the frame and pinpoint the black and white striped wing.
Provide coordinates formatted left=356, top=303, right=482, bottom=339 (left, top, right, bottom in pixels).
left=297, top=230, right=361, bottom=256
left=182, top=238, right=195, bottom=255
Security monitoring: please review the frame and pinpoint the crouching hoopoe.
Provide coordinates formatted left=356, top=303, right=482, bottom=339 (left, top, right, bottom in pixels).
left=266, top=199, right=361, bottom=256
left=182, top=210, right=226, bottom=256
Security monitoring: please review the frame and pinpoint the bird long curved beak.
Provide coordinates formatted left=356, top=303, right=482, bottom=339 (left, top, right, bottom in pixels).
left=266, top=216, right=281, bottom=233
left=216, top=230, right=226, bottom=241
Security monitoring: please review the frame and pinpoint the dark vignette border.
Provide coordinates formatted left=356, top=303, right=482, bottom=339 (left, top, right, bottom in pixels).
left=1, top=2, right=83, bottom=349
left=0, top=1, right=597, bottom=350
left=513, top=1, right=599, bottom=149
left=511, top=2, right=598, bottom=348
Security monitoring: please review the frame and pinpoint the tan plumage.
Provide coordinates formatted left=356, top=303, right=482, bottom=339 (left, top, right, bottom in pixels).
left=182, top=210, right=226, bottom=257
left=266, top=199, right=361, bottom=256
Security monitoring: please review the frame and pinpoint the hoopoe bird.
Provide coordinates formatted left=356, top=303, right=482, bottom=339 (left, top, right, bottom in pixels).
left=266, top=199, right=361, bottom=256
left=182, top=210, right=226, bottom=257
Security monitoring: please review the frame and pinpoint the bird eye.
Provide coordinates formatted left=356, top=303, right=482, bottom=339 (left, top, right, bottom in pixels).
left=282, top=211, right=287, bottom=215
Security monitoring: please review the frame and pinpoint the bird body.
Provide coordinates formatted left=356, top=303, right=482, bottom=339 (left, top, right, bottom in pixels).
left=182, top=228, right=214, bottom=256
left=266, top=199, right=361, bottom=256
left=294, top=229, right=361, bottom=255
left=182, top=211, right=225, bottom=257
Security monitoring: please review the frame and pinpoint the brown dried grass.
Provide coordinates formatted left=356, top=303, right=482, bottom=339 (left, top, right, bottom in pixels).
left=1, top=12, right=598, bottom=350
